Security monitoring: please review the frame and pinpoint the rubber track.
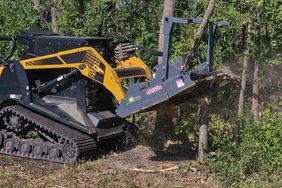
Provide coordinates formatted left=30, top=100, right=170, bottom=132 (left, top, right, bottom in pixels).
left=0, top=105, right=96, bottom=163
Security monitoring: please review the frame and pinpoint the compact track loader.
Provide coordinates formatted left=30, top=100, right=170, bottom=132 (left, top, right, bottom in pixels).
left=0, top=17, right=229, bottom=163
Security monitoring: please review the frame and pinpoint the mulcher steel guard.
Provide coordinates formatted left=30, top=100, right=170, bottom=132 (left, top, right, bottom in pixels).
left=116, top=17, right=229, bottom=117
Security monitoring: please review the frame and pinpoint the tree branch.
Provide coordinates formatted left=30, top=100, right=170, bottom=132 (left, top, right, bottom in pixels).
left=185, top=0, right=216, bottom=68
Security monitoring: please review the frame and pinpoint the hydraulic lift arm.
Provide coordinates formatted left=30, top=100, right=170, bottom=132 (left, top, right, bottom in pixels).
left=20, top=47, right=126, bottom=102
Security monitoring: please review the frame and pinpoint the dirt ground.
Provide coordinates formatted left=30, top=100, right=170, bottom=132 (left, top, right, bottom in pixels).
left=0, top=145, right=219, bottom=188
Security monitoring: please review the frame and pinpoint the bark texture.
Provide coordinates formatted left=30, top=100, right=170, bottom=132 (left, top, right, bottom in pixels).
left=252, top=61, right=259, bottom=120
left=158, top=0, right=176, bottom=64
left=198, top=97, right=210, bottom=164
left=251, top=10, right=261, bottom=120
left=51, top=7, right=58, bottom=32
left=153, top=105, right=178, bottom=149
left=237, top=55, right=248, bottom=116
left=238, top=24, right=250, bottom=116
left=51, top=0, right=62, bottom=32
left=185, top=0, right=215, bottom=68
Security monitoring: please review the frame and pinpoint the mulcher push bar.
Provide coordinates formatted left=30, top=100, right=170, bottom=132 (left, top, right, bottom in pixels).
left=162, top=17, right=229, bottom=80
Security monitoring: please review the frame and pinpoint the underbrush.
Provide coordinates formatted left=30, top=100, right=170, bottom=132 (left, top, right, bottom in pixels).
left=208, top=108, right=282, bottom=187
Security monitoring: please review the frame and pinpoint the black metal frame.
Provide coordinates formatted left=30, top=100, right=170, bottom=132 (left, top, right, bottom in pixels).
left=0, top=36, right=16, bottom=62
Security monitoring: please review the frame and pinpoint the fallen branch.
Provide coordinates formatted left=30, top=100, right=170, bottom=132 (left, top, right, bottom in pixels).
left=128, top=166, right=178, bottom=173
left=56, top=186, right=67, bottom=188
left=21, top=174, right=35, bottom=184
left=216, top=70, right=240, bottom=81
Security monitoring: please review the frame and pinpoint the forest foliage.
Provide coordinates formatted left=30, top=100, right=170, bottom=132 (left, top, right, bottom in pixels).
left=209, top=108, right=282, bottom=187
left=0, top=0, right=281, bottom=187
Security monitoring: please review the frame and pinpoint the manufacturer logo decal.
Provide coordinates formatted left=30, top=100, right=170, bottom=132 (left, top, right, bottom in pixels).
left=126, top=96, right=141, bottom=104
left=146, top=85, right=163, bottom=95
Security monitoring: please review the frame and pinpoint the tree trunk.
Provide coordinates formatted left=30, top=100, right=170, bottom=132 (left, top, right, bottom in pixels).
left=251, top=9, right=261, bottom=120
left=238, top=24, right=250, bottom=116
left=153, top=105, right=178, bottom=149
left=252, top=61, right=259, bottom=120
left=151, top=0, right=177, bottom=150
left=51, top=0, right=59, bottom=32
left=158, top=0, right=176, bottom=64
left=185, top=0, right=215, bottom=68
left=198, top=97, right=210, bottom=164
left=184, top=0, right=215, bottom=163
left=237, top=55, right=248, bottom=116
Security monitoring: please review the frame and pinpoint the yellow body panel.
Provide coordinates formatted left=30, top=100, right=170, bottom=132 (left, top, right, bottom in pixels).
left=115, top=56, right=151, bottom=80
left=0, top=65, right=4, bottom=76
left=20, top=47, right=125, bottom=102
